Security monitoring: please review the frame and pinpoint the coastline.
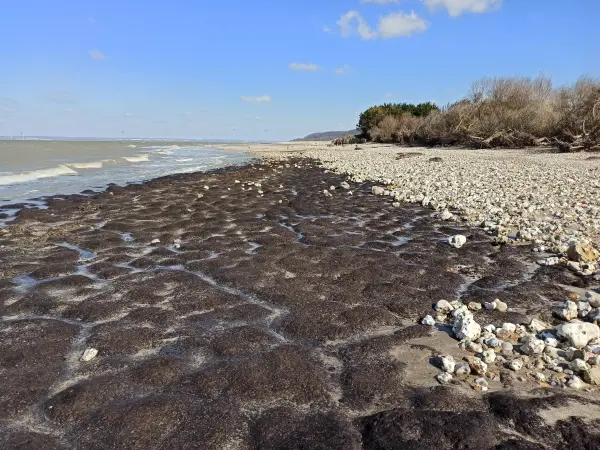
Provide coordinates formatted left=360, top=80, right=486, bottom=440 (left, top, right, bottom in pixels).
left=1, top=155, right=600, bottom=447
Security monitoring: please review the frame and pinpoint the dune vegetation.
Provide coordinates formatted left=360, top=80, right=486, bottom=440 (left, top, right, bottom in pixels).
left=358, top=75, right=600, bottom=151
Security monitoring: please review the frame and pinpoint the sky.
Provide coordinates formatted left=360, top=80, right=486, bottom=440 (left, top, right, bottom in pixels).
left=0, top=0, right=597, bottom=141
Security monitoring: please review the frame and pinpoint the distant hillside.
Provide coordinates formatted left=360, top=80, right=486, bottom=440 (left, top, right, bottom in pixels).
left=293, top=130, right=360, bottom=141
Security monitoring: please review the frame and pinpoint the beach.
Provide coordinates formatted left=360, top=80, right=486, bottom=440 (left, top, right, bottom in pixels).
left=2, top=144, right=600, bottom=448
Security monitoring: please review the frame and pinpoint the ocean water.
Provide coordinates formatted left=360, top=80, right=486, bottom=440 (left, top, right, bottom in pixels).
left=0, top=140, right=254, bottom=223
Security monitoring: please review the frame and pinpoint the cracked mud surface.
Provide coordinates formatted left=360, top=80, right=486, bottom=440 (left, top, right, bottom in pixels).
left=1, top=159, right=600, bottom=449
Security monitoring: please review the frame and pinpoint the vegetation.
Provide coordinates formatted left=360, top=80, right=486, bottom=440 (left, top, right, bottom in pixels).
left=358, top=76, right=600, bottom=151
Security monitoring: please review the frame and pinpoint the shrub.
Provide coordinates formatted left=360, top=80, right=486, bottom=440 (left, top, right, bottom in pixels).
left=358, top=75, right=600, bottom=150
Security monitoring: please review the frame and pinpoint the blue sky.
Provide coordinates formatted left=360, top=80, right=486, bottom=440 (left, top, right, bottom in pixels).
left=0, top=0, right=597, bottom=141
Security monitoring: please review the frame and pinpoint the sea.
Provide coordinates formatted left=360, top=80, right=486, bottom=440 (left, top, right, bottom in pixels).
left=0, top=138, right=255, bottom=225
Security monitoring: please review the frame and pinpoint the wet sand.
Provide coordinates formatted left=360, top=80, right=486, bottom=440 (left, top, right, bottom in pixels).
left=1, top=158, right=600, bottom=449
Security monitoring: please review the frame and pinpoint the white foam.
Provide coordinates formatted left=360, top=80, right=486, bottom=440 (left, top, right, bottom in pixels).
left=122, top=154, right=150, bottom=163
left=127, top=144, right=137, bottom=148
left=0, top=165, right=78, bottom=186
left=67, top=161, right=103, bottom=169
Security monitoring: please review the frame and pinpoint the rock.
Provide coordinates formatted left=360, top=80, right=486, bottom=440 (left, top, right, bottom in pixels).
left=439, top=355, right=456, bottom=373
left=473, top=377, right=489, bottom=392
left=540, top=256, right=560, bottom=266
left=468, top=302, right=482, bottom=311
left=567, top=376, right=584, bottom=390
left=440, top=209, right=453, bottom=221
left=436, top=372, right=453, bottom=385
left=466, top=342, right=484, bottom=354
left=544, top=336, right=559, bottom=348
left=435, top=300, right=454, bottom=314
left=466, top=357, right=488, bottom=375
left=372, top=186, right=385, bottom=196
left=583, top=367, right=600, bottom=385
left=495, top=300, right=508, bottom=312
left=150, top=238, right=161, bottom=245
left=535, top=372, right=547, bottom=382
left=566, top=348, right=585, bottom=361
left=586, top=291, right=600, bottom=308
left=483, top=324, right=496, bottom=333
left=421, top=315, right=436, bottom=326
left=557, top=301, right=579, bottom=321
left=453, top=311, right=481, bottom=342
left=454, top=362, right=471, bottom=376
left=544, top=346, right=560, bottom=359
left=567, top=242, right=600, bottom=263
left=80, top=348, right=98, bottom=362
left=448, top=235, right=467, bottom=249
left=558, top=322, right=600, bottom=348
left=501, top=323, right=517, bottom=333
left=484, top=301, right=497, bottom=311
left=482, top=349, right=496, bottom=364
left=520, top=337, right=545, bottom=355
left=529, top=318, right=550, bottom=333
left=340, top=181, right=350, bottom=189
left=509, top=359, right=524, bottom=372
left=484, top=337, right=503, bottom=348
left=501, top=342, right=514, bottom=356
left=569, top=358, right=589, bottom=372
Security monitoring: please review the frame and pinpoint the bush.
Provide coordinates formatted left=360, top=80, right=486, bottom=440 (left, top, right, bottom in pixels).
left=358, top=102, right=439, bottom=138
left=358, top=75, right=600, bottom=151
left=342, top=133, right=358, bottom=145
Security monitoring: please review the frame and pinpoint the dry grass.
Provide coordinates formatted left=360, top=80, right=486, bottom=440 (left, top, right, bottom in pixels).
left=368, top=75, right=600, bottom=151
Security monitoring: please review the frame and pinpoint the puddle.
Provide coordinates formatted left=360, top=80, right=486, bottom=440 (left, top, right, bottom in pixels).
left=59, top=243, right=97, bottom=262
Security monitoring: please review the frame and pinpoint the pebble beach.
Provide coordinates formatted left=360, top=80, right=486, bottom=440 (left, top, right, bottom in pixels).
left=2, top=143, right=600, bottom=448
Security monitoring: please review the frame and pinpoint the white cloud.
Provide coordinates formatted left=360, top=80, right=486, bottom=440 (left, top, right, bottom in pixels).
left=335, top=64, right=352, bottom=75
left=124, top=112, right=140, bottom=118
left=337, top=10, right=428, bottom=40
left=240, top=95, right=272, bottom=103
left=379, top=11, right=428, bottom=37
left=89, top=49, right=105, bottom=60
left=360, top=0, right=400, bottom=3
left=338, top=11, right=378, bottom=40
left=289, top=62, right=320, bottom=71
left=423, top=0, right=502, bottom=16
left=324, top=26, right=334, bottom=34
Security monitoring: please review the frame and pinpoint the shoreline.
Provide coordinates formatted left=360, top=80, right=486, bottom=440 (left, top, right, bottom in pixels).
left=1, top=157, right=600, bottom=447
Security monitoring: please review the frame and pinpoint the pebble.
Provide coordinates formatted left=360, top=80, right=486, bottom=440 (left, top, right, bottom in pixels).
left=568, top=376, right=584, bottom=390
left=509, top=359, right=524, bottom=372
left=80, top=348, right=98, bottom=362
left=501, top=342, right=514, bottom=356
left=436, top=372, right=453, bottom=385
left=484, top=301, right=497, bottom=311
left=496, top=300, right=508, bottom=312
left=467, top=342, right=484, bottom=354
left=372, top=186, right=385, bottom=196
left=439, top=355, right=456, bottom=373
left=583, top=367, right=600, bottom=385
left=150, top=238, right=161, bottom=245
left=482, top=349, right=497, bottom=364
left=586, top=291, right=600, bottom=308
left=520, top=337, right=546, bottom=355
left=340, top=181, right=350, bottom=190
left=570, top=359, right=589, bottom=373
left=473, top=377, right=489, bottom=392
left=421, top=315, right=436, bottom=326
left=468, top=302, right=482, bottom=311
left=448, top=235, right=467, bottom=249
left=435, top=299, right=454, bottom=314
left=453, top=311, right=482, bottom=342
left=454, top=362, right=471, bottom=376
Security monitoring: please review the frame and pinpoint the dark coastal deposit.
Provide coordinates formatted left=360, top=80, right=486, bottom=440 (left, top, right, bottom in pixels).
left=1, top=159, right=600, bottom=449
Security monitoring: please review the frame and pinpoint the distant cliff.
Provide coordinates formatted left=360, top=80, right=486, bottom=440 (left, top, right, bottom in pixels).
left=292, top=130, right=360, bottom=141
